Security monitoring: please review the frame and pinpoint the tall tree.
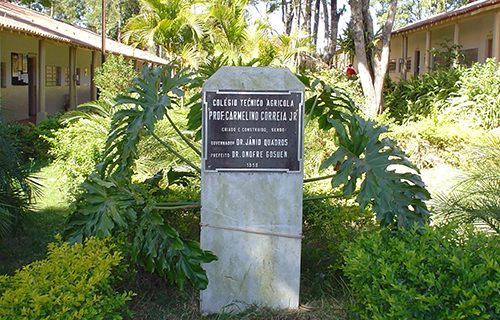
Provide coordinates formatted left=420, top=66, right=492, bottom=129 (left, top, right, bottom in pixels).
left=9, top=0, right=140, bottom=40
left=349, top=0, right=397, bottom=117
left=374, top=0, right=468, bottom=29
left=324, top=0, right=343, bottom=64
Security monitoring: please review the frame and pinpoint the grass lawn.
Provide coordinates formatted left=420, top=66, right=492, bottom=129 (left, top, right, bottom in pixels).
left=0, top=163, right=70, bottom=274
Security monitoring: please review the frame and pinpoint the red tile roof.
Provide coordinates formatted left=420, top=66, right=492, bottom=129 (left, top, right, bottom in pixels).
left=393, top=0, right=500, bottom=36
left=0, top=1, right=167, bottom=64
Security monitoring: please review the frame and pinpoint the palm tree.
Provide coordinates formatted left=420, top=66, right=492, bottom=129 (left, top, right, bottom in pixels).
left=204, top=0, right=248, bottom=62
left=123, top=0, right=312, bottom=69
left=122, top=0, right=206, bottom=62
left=0, top=126, right=38, bottom=238
left=433, top=136, right=500, bottom=234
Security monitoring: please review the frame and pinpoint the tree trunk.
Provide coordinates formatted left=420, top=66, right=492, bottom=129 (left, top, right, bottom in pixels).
left=304, top=0, right=312, bottom=37
left=294, top=0, right=302, bottom=33
left=321, top=0, right=329, bottom=44
left=282, top=0, right=294, bottom=35
left=348, top=0, right=397, bottom=117
left=312, top=0, right=321, bottom=46
left=324, top=0, right=341, bottom=65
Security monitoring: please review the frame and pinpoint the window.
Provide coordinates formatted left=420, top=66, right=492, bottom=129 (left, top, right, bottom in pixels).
left=56, top=67, right=63, bottom=86
left=45, top=66, right=58, bottom=86
left=461, top=48, right=478, bottom=66
left=388, top=59, right=397, bottom=72
left=0, top=62, right=6, bottom=88
left=11, top=53, right=28, bottom=85
left=76, top=68, right=81, bottom=86
left=64, top=67, right=70, bottom=86
left=406, top=58, right=412, bottom=71
left=487, top=39, right=493, bottom=58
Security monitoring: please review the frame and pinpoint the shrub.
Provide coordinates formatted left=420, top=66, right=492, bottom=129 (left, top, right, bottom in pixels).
left=386, top=116, right=486, bottom=168
left=64, top=65, right=216, bottom=290
left=47, top=119, right=106, bottom=199
left=445, top=59, right=500, bottom=129
left=94, top=55, right=138, bottom=101
left=301, top=195, right=375, bottom=295
left=0, top=125, right=35, bottom=238
left=384, top=68, right=461, bottom=123
left=344, top=224, right=500, bottom=319
left=433, top=136, right=500, bottom=233
left=0, top=116, right=63, bottom=164
left=0, top=237, right=132, bottom=319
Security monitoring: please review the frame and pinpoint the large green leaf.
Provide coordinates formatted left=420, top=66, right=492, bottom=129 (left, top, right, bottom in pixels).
left=64, top=64, right=216, bottom=290
left=64, top=174, right=138, bottom=243
left=321, top=113, right=431, bottom=229
left=132, top=210, right=217, bottom=290
left=100, top=64, right=194, bottom=179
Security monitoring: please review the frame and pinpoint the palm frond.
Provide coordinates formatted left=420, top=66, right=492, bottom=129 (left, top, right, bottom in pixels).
left=433, top=135, right=500, bottom=233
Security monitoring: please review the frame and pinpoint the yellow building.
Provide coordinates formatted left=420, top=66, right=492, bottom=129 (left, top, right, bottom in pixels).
left=389, top=0, right=500, bottom=80
left=0, top=1, right=166, bottom=122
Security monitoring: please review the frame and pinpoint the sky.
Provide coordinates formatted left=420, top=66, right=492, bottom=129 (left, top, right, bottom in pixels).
left=248, top=0, right=351, bottom=52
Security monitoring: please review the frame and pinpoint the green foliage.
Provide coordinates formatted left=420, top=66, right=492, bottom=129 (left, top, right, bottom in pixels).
left=65, top=64, right=216, bottom=290
left=386, top=116, right=485, bottom=168
left=0, top=116, right=63, bottom=164
left=301, top=78, right=430, bottom=229
left=321, top=113, right=430, bottom=228
left=0, top=125, right=37, bottom=238
left=446, top=59, right=500, bottom=129
left=344, top=224, right=500, bottom=319
left=94, top=54, right=139, bottom=101
left=47, top=119, right=106, bottom=199
left=135, top=111, right=200, bottom=182
left=302, top=196, right=375, bottom=287
left=433, top=136, right=500, bottom=233
left=373, top=0, right=468, bottom=29
left=430, top=40, right=464, bottom=70
left=384, top=68, right=461, bottom=123
left=0, top=237, right=132, bottom=319
left=385, top=59, right=500, bottom=129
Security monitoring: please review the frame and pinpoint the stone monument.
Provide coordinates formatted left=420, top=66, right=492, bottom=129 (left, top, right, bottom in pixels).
left=200, top=67, right=304, bottom=314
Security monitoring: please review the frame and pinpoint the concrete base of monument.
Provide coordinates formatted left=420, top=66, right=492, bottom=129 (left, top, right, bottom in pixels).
left=200, top=172, right=302, bottom=314
left=200, top=66, right=304, bottom=314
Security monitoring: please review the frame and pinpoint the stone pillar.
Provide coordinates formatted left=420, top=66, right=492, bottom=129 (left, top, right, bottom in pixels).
left=69, top=46, right=77, bottom=109
left=425, top=30, right=432, bottom=72
left=401, top=35, right=408, bottom=80
left=200, top=67, right=304, bottom=314
left=453, top=23, right=460, bottom=67
left=90, top=50, right=98, bottom=101
left=37, top=39, right=46, bottom=122
left=494, top=11, right=500, bottom=62
left=0, top=35, right=2, bottom=102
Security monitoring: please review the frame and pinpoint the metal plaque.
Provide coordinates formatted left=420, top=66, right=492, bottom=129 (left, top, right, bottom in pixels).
left=203, top=90, right=303, bottom=172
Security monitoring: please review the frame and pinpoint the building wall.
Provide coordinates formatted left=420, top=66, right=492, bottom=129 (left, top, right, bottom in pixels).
left=0, top=32, right=37, bottom=121
left=389, top=9, right=500, bottom=81
left=459, top=13, right=496, bottom=62
left=0, top=31, right=104, bottom=122
left=76, top=47, right=92, bottom=106
left=45, top=41, right=70, bottom=115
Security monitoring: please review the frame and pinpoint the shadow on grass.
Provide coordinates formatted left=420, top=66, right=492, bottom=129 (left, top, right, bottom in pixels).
left=0, top=206, right=69, bottom=275
left=125, top=269, right=349, bottom=320
left=0, top=163, right=71, bottom=275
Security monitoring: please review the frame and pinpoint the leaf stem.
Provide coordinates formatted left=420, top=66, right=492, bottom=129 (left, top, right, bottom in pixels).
left=303, top=194, right=343, bottom=201
left=165, top=111, right=202, bottom=156
left=150, top=131, right=201, bottom=173
left=304, top=174, right=335, bottom=183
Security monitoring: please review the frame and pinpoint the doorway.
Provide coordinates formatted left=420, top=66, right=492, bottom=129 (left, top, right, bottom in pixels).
left=27, top=57, right=37, bottom=118
left=414, top=50, right=421, bottom=76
